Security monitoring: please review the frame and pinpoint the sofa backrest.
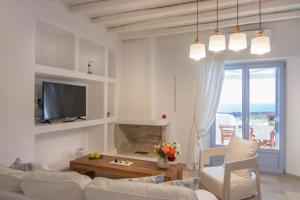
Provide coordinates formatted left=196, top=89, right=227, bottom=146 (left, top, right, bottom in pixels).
left=20, top=169, right=92, bottom=200
left=0, top=165, right=27, bottom=193
left=84, top=177, right=198, bottom=200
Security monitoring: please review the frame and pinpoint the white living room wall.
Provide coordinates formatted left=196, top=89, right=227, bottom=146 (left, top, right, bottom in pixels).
left=120, top=19, right=300, bottom=176
left=286, top=57, right=300, bottom=177
left=0, top=0, right=121, bottom=168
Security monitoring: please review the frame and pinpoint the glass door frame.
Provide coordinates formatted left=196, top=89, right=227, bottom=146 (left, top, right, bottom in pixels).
left=210, top=61, right=286, bottom=174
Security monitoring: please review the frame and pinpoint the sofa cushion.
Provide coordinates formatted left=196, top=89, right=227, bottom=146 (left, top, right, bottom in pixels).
left=200, top=166, right=256, bottom=200
left=20, top=169, right=92, bottom=200
left=224, top=135, right=259, bottom=178
left=0, top=165, right=27, bottom=192
left=195, top=190, right=218, bottom=200
left=120, top=174, right=164, bottom=184
left=0, top=191, right=37, bottom=200
left=85, top=177, right=198, bottom=200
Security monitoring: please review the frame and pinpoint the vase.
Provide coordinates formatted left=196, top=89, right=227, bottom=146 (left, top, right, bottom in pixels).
left=268, top=120, right=275, bottom=126
left=157, top=157, right=169, bottom=169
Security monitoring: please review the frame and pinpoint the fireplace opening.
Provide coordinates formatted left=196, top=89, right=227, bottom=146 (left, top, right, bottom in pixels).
left=115, top=124, right=167, bottom=157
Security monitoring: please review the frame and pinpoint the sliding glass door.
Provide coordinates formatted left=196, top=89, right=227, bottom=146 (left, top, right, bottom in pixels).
left=211, top=61, right=285, bottom=174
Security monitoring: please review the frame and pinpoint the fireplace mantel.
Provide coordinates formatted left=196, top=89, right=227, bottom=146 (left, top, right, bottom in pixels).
left=115, top=119, right=170, bottom=126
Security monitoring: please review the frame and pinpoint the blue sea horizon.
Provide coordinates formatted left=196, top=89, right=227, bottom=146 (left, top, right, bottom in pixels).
left=218, top=103, right=275, bottom=113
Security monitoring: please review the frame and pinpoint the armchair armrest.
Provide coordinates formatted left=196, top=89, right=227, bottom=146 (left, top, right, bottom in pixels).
left=223, top=156, right=260, bottom=200
left=224, top=156, right=257, bottom=171
left=199, top=147, right=226, bottom=169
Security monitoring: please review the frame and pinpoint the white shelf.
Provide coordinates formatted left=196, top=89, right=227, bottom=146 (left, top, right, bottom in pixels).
left=79, top=37, right=105, bottom=76
left=116, top=119, right=170, bottom=126
left=35, top=20, right=75, bottom=70
left=34, top=119, right=105, bottom=135
left=107, top=78, right=116, bottom=83
left=106, top=117, right=116, bottom=123
left=108, top=49, right=116, bottom=78
left=34, top=65, right=105, bottom=83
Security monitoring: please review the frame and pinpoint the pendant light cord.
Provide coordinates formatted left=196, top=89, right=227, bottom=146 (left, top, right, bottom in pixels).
left=236, top=0, right=239, bottom=26
left=259, top=0, right=262, bottom=32
left=216, top=0, right=219, bottom=31
left=196, top=0, right=199, bottom=40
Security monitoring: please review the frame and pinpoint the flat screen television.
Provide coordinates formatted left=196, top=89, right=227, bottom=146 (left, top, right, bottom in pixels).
left=42, top=82, right=86, bottom=121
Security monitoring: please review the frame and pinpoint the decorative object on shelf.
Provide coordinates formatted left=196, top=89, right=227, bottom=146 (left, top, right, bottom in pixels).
left=110, top=159, right=133, bottom=166
left=209, top=0, right=226, bottom=52
left=267, top=112, right=275, bottom=126
left=189, top=0, right=206, bottom=61
left=162, top=114, right=167, bottom=119
left=153, top=142, right=180, bottom=169
left=88, top=151, right=102, bottom=160
left=251, top=0, right=271, bottom=55
left=35, top=98, right=43, bottom=122
left=229, top=0, right=247, bottom=51
left=87, top=60, right=94, bottom=74
left=75, top=147, right=88, bottom=158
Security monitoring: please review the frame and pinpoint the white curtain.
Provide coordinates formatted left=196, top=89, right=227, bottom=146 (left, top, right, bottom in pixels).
left=186, top=54, right=225, bottom=170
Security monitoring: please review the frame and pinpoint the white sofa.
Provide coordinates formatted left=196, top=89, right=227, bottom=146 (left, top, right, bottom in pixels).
left=0, top=166, right=217, bottom=200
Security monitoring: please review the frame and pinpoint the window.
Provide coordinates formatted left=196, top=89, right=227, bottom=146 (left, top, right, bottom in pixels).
left=212, top=61, right=286, bottom=173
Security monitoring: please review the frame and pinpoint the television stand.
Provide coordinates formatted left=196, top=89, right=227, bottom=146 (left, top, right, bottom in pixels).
left=62, top=118, right=76, bottom=123
left=76, top=117, right=86, bottom=120
left=39, top=119, right=51, bottom=124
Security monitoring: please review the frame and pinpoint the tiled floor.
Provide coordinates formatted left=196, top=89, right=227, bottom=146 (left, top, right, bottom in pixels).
left=183, top=169, right=300, bottom=200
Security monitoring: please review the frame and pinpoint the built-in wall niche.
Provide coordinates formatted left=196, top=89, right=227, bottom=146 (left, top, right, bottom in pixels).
left=34, top=77, right=85, bottom=123
left=79, top=38, right=105, bottom=76
left=87, top=125, right=105, bottom=152
left=34, top=76, right=104, bottom=124
left=35, top=128, right=89, bottom=170
left=107, top=83, right=115, bottom=118
left=108, top=49, right=116, bottom=78
left=87, top=82, right=104, bottom=120
left=35, top=20, right=75, bottom=70
left=107, top=123, right=115, bottom=152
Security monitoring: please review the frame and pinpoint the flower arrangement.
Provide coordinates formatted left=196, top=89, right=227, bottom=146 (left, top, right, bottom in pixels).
left=153, top=142, right=180, bottom=162
left=267, top=112, right=275, bottom=121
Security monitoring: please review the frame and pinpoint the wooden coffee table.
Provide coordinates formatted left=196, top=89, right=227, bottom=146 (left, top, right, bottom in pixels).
left=70, top=155, right=183, bottom=181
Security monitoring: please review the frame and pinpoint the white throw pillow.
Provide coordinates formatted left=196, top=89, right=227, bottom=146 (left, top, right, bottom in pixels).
left=224, top=135, right=259, bottom=178
left=0, top=165, right=27, bottom=192
left=85, top=177, right=198, bottom=200
left=20, top=169, right=92, bottom=200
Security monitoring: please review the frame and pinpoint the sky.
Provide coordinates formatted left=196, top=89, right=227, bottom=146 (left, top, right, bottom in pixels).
left=219, top=68, right=276, bottom=106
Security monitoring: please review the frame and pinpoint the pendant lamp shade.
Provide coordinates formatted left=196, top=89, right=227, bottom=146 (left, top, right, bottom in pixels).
left=250, top=0, right=271, bottom=55
left=251, top=31, right=270, bottom=55
left=209, top=30, right=226, bottom=52
left=209, top=0, right=226, bottom=52
left=189, top=0, right=206, bottom=61
left=229, top=28, right=247, bottom=51
left=190, top=39, right=206, bottom=60
left=229, top=0, right=247, bottom=51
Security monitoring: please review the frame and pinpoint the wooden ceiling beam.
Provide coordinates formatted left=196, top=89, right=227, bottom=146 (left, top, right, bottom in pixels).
left=70, top=0, right=195, bottom=17
left=119, top=10, right=300, bottom=40
left=109, top=0, right=300, bottom=34
left=90, top=0, right=257, bottom=27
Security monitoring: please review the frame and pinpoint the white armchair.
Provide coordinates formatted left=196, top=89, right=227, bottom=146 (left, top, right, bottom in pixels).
left=199, top=147, right=261, bottom=200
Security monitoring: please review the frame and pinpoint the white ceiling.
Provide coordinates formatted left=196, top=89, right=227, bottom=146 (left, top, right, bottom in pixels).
left=62, top=0, right=300, bottom=40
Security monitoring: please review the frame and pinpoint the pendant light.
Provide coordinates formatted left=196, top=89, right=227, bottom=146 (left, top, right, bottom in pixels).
left=209, top=0, right=226, bottom=52
left=251, top=0, right=270, bottom=55
left=229, top=0, right=247, bottom=51
left=189, top=0, right=206, bottom=61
